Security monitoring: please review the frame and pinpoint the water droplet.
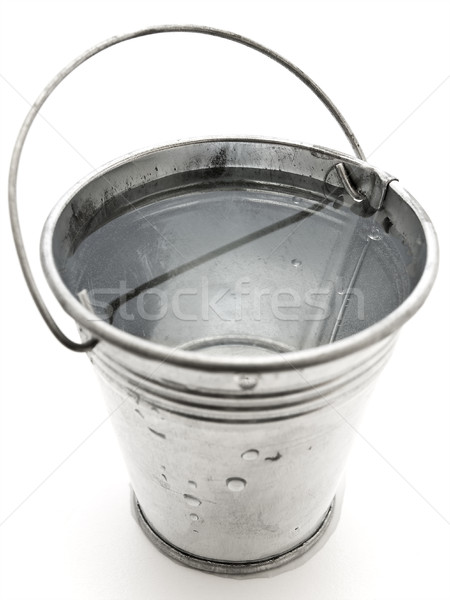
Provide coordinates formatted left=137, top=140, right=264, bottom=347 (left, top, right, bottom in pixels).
left=241, top=449, right=259, bottom=461
left=188, top=480, right=197, bottom=489
left=226, top=477, right=247, bottom=492
left=148, top=427, right=166, bottom=439
left=368, top=227, right=382, bottom=241
left=292, top=196, right=301, bottom=205
left=336, top=277, right=346, bottom=295
left=190, top=513, right=199, bottom=521
left=291, top=259, right=302, bottom=267
left=128, top=390, right=140, bottom=404
left=265, top=451, right=282, bottom=462
left=336, top=278, right=348, bottom=296
left=239, top=375, right=257, bottom=390
left=184, top=494, right=201, bottom=507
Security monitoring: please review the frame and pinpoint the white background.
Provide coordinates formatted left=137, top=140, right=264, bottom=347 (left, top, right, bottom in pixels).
left=1, top=1, right=449, bottom=598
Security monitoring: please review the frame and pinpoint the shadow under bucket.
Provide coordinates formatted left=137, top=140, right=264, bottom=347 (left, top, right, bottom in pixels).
left=9, top=27, right=438, bottom=575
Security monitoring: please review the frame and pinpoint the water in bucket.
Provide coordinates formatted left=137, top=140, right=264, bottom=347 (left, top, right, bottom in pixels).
left=60, top=172, right=420, bottom=357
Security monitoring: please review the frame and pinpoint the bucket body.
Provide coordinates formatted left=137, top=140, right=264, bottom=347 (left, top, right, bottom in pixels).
left=92, top=333, right=394, bottom=569
left=40, top=138, right=438, bottom=573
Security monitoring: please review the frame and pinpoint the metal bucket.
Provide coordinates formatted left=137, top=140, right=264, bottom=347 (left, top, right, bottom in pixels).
left=9, top=27, right=438, bottom=575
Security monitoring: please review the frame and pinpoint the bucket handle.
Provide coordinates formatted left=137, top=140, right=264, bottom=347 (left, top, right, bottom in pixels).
left=8, top=25, right=366, bottom=352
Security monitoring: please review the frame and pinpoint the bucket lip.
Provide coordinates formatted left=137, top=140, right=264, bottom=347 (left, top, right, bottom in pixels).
left=40, top=136, right=439, bottom=372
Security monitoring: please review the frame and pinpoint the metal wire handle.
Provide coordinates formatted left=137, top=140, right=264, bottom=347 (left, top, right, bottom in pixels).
left=8, top=25, right=366, bottom=352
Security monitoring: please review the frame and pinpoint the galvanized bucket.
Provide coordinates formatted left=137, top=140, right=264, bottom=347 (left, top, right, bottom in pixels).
left=9, top=27, right=438, bottom=575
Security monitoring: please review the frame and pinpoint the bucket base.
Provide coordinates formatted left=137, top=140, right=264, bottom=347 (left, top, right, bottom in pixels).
left=131, top=491, right=336, bottom=575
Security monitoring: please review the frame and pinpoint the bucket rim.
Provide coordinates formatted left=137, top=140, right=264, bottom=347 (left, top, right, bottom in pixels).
left=40, top=137, right=439, bottom=372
